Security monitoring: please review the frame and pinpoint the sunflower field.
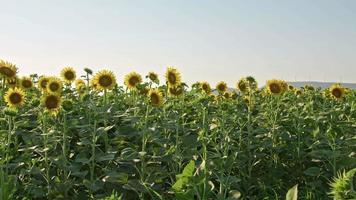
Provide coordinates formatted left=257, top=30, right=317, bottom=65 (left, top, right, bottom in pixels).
left=0, top=59, right=355, bottom=200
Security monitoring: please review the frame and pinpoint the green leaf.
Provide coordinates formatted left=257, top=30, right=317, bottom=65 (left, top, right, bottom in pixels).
left=303, top=167, right=321, bottom=176
left=286, top=184, right=298, bottom=200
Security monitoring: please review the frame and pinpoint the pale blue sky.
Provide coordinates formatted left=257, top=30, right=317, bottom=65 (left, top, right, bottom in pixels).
left=1, top=0, right=356, bottom=86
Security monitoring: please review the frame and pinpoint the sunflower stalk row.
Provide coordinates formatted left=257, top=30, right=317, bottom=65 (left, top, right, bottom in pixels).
left=0, top=59, right=355, bottom=199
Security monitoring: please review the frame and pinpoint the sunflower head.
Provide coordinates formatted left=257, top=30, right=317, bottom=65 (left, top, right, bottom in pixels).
left=42, top=94, right=62, bottom=115
left=124, top=72, right=142, bottom=89
left=295, top=89, right=303, bottom=96
left=38, top=76, right=49, bottom=91
left=4, top=87, right=26, bottom=108
left=223, top=92, right=231, bottom=99
left=266, top=79, right=285, bottom=95
left=147, top=72, right=159, bottom=83
left=6, top=77, right=19, bottom=88
left=148, top=88, right=163, bottom=107
left=139, top=86, right=150, bottom=96
left=92, top=70, right=116, bottom=91
left=216, top=81, right=227, bottom=94
left=246, top=76, right=258, bottom=90
left=47, top=77, right=63, bottom=94
left=165, top=67, right=181, bottom=87
left=75, top=79, right=86, bottom=88
left=237, top=78, right=248, bottom=93
left=61, top=67, right=76, bottom=84
left=169, top=85, right=184, bottom=97
left=0, top=60, right=18, bottom=78
left=200, top=81, right=211, bottom=94
left=20, top=77, right=33, bottom=90
left=330, top=84, right=345, bottom=100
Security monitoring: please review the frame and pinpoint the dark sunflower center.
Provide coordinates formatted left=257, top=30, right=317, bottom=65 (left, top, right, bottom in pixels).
left=269, top=83, right=281, bottom=94
left=149, top=74, right=157, bottom=80
left=239, top=82, right=247, bottom=91
left=40, top=80, right=48, bottom=89
left=129, top=76, right=139, bottom=86
left=9, top=93, right=22, bottom=104
left=332, top=88, right=342, bottom=98
left=168, top=73, right=177, bottom=84
left=0, top=67, right=15, bottom=77
left=64, top=71, right=75, bottom=80
left=218, top=84, right=226, bottom=92
left=202, top=84, right=209, bottom=90
left=98, top=75, right=113, bottom=87
left=22, top=80, right=32, bottom=88
left=150, top=93, right=160, bottom=105
left=49, top=83, right=60, bottom=91
left=45, top=96, right=59, bottom=109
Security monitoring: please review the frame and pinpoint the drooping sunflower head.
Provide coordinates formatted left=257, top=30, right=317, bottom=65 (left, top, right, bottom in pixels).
left=61, top=67, right=76, bottom=84
left=20, top=77, right=33, bottom=90
left=266, top=79, right=283, bottom=95
left=38, top=76, right=49, bottom=91
left=288, top=85, right=294, bottom=91
left=147, top=71, right=159, bottom=83
left=216, top=81, right=227, bottom=93
left=200, top=81, right=211, bottom=94
left=246, top=76, right=258, bottom=90
left=148, top=88, right=163, bottom=107
left=4, top=87, right=26, bottom=108
left=47, top=77, right=63, bottom=94
left=165, top=67, right=181, bottom=87
left=168, top=85, right=184, bottom=97
left=124, top=71, right=142, bottom=89
left=330, top=84, right=345, bottom=100
left=0, top=60, right=18, bottom=78
left=92, top=70, right=116, bottom=91
left=295, top=89, right=303, bottom=96
left=237, top=78, right=248, bottom=93
left=42, top=94, right=62, bottom=115
left=223, top=92, right=231, bottom=99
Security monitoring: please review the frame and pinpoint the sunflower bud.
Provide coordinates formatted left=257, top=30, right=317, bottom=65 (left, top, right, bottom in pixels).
left=62, top=99, right=73, bottom=111
left=4, top=107, right=18, bottom=116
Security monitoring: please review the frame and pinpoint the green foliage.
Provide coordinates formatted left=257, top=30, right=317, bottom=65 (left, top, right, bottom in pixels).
left=0, top=68, right=355, bottom=199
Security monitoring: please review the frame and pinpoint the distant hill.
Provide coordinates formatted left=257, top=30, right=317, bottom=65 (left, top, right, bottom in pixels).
left=288, top=81, right=356, bottom=89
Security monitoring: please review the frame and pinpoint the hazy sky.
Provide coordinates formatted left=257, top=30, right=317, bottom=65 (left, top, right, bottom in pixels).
left=1, top=0, right=356, bottom=86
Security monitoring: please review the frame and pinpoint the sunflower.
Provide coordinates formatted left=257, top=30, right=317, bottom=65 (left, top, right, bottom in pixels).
left=330, top=84, right=345, bottom=100
left=75, top=79, right=86, bottom=94
left=200, top=81, right=211, bottom=94
left=139, top=86, right=150, bottom=96
left=216, top=81, right=227, bottom=94
left=246, top=76, right=258, bottom=90
left=148, top=88, right=163, bottom=107
left=42, top=94, right=62, bottom=115
left=20, top=77, right=33, bottom=89
left=38, top=76, right=49, bottom=91
left=237, top=78, right=248, bottom=93
left=75, top=79, right=85, bottom=87
left=266, top=79, right=284, bottom=95
left=124, top=72, right=142, bottom=89
left=223, top=92, right=231, bottom=99
left=91, top=70, right=116, bottom=91
left=165, top=67, right=181, bottom=87
left=0, top=60, right=17, bottom=78
left=47, top=77, right=63, bottom=94
left=295, top=89, right=303, bottom=96
left=61, top=67, right=76, bottom=84
left=168, top=85, right=184, bottom=97
left=4, top=87, right=26, bottom=108
left=6, top=77, right=19, bottom=88
left=147, top=72, right=159, bottom=83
